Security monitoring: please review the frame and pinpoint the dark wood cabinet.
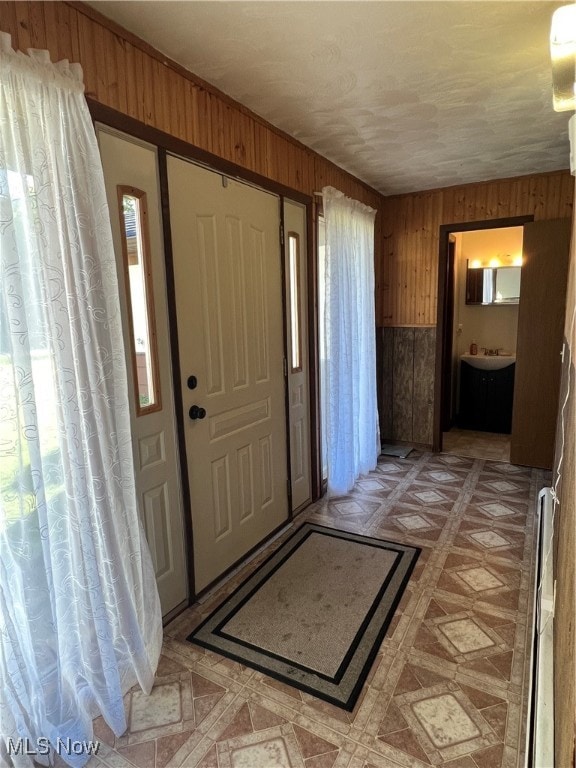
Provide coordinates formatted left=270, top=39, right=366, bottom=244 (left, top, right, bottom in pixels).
left=458, top=361, right=515, bottom=433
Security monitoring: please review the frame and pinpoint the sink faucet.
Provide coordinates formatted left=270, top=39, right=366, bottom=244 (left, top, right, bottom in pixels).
left=481, top=347, right=500, bottom=356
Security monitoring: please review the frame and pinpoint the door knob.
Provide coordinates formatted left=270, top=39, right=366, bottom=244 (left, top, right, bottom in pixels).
left=189, top=405, right=206, bottom=420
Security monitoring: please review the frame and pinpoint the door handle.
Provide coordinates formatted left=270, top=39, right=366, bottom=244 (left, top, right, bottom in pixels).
left=189, top=405, right=206, bottom=420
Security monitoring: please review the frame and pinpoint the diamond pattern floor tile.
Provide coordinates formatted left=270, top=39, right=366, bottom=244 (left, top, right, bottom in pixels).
left=87, top=450, right=546, bottom=767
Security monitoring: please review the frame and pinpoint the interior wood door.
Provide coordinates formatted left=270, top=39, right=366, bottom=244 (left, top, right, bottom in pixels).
left=167, top=156, right=289, bottom=593
left=511, top=218, right=571, bottom=469
left=98, top=127, right=188, bottom=618
left=283, top=200, right=312, bottom=512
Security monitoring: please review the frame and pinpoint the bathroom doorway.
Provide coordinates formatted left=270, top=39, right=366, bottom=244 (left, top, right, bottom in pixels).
left=435, top=216, right=533, bottom=462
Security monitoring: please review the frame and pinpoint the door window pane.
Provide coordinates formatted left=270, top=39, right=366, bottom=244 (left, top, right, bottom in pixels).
left=288, top=232, right=302, bottom=372
left=118, top=187, right=161, bottom=415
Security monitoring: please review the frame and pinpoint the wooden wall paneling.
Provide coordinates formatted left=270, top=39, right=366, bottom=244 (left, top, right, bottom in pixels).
left=13, top=1, right=40, bottom=49
left=240, top=111, right=257, bottom=173
left=412, top=327, right=435, bottom=444
left=560, top=171, right=574, bottom=217
left=429, top=192, right=443, bottom=323
left=441, top=186, right=455, bottom=227
left=473, top=182, right=488, bottom=221
left=162, top=61, right=177, bottom=138
left=381, top=171, right=573, bottom=327
left=380, top=204, right=394, bottom=326
left=77, top=9, right=98, bottom=99
left=43, top=2, right=63, bottom=59
left=253, top=121, right=268, bottom=180
left=517, top=175, right=532, bottom=215
left=107, top=29, right=120, bottom=113
left=224, top=100, right=237, bottom=163
left=196, top=88, right=213, bottom=154
left=190, top=83, right=204, bottom=149
left=169, top=67, right=186, bottom=143
left=66, top=0, right=81, bottom=61
left=409, top=196, right=421, bottom=325
left=420, top=194, right=430, bottom=324
left=509, top=176, right=522, bottom=217
left=29, top=1, right=48, bottom=46
left=396, top=197, right=408, bottom=326
left=1, top=2, right=18, bottom=44
left=124, top=42, right=139, bottom=124
left=93, top=20, right=109, bottom=104
left=529, top=175, right=542, bottom=218
left=211, top=90, right=226, bottom=157
left=392, top=328, right=414, bottom=441
left=495, top=180, right=509, bottom=219
left=546, top=174, right=561, bottom=219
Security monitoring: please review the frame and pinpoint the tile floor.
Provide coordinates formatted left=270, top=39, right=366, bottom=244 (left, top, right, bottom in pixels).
left=442, top=430, right=511, bottom=463
left=89, top=450, right=548, bottom=768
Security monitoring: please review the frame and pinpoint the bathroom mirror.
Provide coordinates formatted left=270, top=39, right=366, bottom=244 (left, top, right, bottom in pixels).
left=465, top=263, right=521, bottom=305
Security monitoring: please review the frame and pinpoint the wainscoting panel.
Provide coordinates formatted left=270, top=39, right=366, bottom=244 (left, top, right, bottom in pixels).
left=413, top=327, right=436, bottom=444
left=378, top=326, right=436, bottom=447
left=392, top=328, right=414, bottom=441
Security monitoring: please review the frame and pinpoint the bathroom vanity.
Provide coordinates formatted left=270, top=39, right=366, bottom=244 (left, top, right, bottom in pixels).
left=458, top=355, right=516, bottom=433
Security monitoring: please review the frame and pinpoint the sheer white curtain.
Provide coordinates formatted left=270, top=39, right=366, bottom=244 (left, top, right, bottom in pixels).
left=0, top=33, right=161, bottom=767
left=321, top=186, right=380, bottom=495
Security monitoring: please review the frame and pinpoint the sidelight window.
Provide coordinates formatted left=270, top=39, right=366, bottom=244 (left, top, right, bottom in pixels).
left=118, top=186, right=161, bottom=414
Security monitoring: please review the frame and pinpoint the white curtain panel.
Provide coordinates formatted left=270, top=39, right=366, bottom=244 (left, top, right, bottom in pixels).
left=322, top=186, right=380, bottom=494
left=0, top=33, right=161, bottom=767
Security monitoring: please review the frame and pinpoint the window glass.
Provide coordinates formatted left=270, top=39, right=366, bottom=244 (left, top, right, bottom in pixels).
left=118, top=187, right=161, bottom=414
left=288, top=232, right=302, bottom=372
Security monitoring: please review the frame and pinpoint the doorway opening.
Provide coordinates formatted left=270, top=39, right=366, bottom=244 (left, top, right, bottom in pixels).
left=434, top=216, right=533, bottom=461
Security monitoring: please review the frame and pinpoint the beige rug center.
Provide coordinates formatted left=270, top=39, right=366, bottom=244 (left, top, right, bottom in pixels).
left=221, top=533, right=398, bottom=676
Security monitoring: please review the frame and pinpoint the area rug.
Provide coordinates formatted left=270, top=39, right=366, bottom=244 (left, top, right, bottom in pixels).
left=188, top=523, right=420, bottom=710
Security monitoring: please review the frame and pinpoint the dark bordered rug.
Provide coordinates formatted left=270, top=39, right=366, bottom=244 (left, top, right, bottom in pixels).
left=188, top=523, right=420, bottom=710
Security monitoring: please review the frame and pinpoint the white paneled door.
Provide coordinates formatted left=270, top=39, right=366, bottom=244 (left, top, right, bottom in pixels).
left=167, top=157, right=289, bottom=592
left=98, top=128, right=188, bottom=618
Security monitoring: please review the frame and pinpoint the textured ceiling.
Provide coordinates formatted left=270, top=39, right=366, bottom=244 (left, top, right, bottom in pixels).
left=90, top=1, right=571, bottom=195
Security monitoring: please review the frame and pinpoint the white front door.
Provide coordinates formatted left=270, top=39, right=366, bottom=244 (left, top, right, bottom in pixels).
left=284, top=200, right=312, bottom=511
left=167, top=157, right=289, bottom=592
left=98, top=127, right=188, bottom=618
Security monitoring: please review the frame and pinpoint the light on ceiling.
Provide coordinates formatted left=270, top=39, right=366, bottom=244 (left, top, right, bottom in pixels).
left=550, top=4, right=576, bottom=111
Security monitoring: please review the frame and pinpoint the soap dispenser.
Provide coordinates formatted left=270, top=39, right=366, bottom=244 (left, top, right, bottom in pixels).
left=470, top=340, right=478, bottom=355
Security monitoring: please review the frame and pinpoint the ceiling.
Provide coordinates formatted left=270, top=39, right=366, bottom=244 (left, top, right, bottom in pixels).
left=90, top=1, right=571, bottom=196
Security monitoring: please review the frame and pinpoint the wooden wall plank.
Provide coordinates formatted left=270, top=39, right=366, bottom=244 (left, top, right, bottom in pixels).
left=381, top=170, right=574, bottom=326
left=77, top=11, right=97, bottom=99
left=13, top=2, right=34, bottom=49
left=0, top=2, right=18, bottom=46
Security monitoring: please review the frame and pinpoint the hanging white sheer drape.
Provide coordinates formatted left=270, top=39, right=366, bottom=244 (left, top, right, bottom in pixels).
left=321, top=186, right=380, bottom=495
left=0, top=33, right=162, bottom=767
